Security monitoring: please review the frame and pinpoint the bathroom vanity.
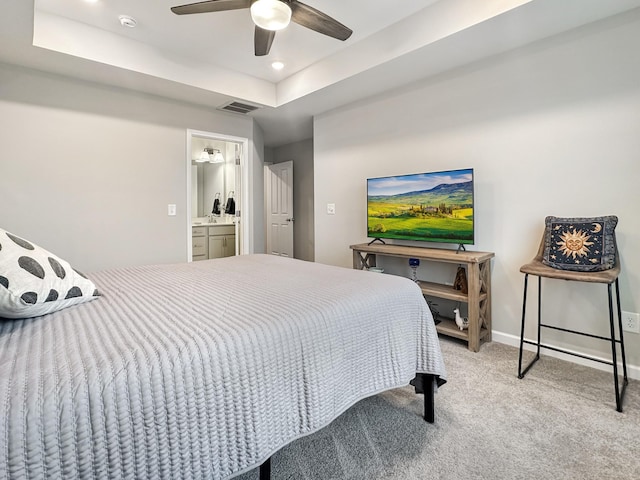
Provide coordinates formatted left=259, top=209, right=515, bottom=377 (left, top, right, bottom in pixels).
left=192, top=222, right=236, bottom=261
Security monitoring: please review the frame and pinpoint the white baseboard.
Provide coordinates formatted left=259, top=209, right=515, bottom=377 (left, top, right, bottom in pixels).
left=492, top=330, right=640, bottom=381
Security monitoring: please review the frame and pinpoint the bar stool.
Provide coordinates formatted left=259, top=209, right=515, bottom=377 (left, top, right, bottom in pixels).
left=517, top=217, right=628, bottom=412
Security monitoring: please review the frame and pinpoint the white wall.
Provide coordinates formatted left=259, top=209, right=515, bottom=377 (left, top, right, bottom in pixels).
left=0, top=63, right=262, bottom=271
left=272, top=138, right=315, bottom=262
left=250, top=122, right=266, bottom=254
left=314, top=12, right=640, bottom=368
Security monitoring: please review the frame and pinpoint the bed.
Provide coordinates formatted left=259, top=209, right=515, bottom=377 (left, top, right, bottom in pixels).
left=0, top=253, right=446, bottom=479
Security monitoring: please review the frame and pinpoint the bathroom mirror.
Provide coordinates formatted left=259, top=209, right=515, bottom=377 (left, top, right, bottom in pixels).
left=192, top=162, right=225, bottom=217
left=191, top=138, right=236, bottom=220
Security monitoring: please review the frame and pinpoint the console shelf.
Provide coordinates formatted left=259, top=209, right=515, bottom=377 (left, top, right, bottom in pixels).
left=350, top=243, right=495, bottom=352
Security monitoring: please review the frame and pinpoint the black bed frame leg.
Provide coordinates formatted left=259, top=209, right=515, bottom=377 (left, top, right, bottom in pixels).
left=259, top=457, right=271, bottom=480
left=259, top=373, right=436, bottom=480
left=423, top=374, right=435, bottom=423
left=414, top=373, right=436, bottom=423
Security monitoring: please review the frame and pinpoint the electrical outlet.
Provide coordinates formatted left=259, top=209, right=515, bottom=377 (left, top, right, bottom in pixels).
left=622, top=311, right=640, bottom=333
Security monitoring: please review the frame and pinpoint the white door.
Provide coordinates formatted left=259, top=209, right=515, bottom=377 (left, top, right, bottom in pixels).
left=266, top=161, right=294, bottom=257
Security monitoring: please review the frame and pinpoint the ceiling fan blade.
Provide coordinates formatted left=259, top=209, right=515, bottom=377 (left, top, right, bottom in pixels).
left=171, top=0, right=251, bottom=15
left=255, top=26, right=276, bottom=56
left=289, top=1, right=352, bottom=41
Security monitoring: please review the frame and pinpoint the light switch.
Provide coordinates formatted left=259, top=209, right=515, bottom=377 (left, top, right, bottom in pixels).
left=327, top=203, right=336, bottom=215
left=168, top=204, right=177, bottom=216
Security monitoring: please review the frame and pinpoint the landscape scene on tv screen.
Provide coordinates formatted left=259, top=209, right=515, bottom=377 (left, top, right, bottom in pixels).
left=367, top=168, right=474, bottom=244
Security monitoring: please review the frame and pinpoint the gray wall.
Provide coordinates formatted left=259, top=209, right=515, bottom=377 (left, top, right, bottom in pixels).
left=313, top=12, right=640, bottom=371
left=0, top=63, right=263, bottom=271
left=271, top=138, right=314, bottom=262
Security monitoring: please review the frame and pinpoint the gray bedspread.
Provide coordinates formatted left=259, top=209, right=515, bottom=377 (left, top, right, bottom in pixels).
left=0, top=254, right=446, bottom=479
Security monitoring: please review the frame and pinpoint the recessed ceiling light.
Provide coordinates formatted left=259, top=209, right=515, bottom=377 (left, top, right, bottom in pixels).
left=118, top=15, right=137, bottom=28
left=271, top=61, right=285, bottom=71
left=84, top=0, right=100, bottom=3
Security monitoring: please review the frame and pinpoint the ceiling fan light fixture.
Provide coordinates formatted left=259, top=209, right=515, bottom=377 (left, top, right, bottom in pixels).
left=250, top=0, right=292, bottom=31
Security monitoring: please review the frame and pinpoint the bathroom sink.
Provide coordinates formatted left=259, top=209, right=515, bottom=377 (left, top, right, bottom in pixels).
left=192, top=218, right=235, bottom=227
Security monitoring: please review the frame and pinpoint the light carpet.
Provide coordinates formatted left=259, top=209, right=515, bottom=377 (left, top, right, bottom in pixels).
left=237, top=338, right=640, bottom=479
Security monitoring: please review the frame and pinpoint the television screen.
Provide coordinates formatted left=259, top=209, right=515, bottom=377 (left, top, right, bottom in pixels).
left=367, top=168, right=474, bottom=245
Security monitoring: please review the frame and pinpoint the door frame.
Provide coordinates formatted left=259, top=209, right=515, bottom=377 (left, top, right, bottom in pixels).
left=185, top=129, right=252, bottom=259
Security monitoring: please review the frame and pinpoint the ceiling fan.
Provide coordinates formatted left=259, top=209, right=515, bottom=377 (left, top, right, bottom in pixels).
left=171, top=0, right=353, bottom=56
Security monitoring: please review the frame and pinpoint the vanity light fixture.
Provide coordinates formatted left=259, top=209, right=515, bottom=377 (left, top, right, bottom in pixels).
left=196, top=148, right=212, bottom=163
left=211, top=149, right=225, bottom=164
left=118, top=15, right=138, bottom=28
left=196, top=148, right=224, bottom=163
left=250, top=0, right=292, bottom=31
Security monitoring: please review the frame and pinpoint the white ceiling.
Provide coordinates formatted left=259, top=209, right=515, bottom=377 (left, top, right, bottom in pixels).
left=2, top=0, right=640, bottom=147
left=35, top=0, right=439, bottom=84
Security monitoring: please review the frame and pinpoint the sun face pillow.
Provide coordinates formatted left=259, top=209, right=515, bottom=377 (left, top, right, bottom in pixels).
left=0, top=228, right=99, bottom=319
left=541, top=216, right=618, bottom=272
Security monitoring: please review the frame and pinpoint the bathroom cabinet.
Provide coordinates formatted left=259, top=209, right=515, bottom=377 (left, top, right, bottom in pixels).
left=208, top=225, right=236, bottom=259
left=192, top=224, right=236, bottom=261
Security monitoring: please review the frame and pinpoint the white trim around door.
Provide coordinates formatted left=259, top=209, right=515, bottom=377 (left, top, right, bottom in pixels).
left=185, top=129, right=252, bottom=260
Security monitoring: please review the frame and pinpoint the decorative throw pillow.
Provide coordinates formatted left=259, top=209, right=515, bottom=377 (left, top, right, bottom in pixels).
left=541, top=216, right=618, bottom=272
left=0, top=228, right=99, bottom=319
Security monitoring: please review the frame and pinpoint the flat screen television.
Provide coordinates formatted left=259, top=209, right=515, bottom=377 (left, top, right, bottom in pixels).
left=367, top=168, right=474, bottom=245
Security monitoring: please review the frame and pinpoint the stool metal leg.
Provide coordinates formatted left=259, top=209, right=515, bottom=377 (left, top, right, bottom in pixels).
left=518, top=273, right=628, bottom=412
left=609, top=279, right=628, bottom=412
left=518, top=274, right=529, bottom=377
left=536, top=276, right=542, bottom=356
left=607, top=283, right=622, bottom=412
left=518, top=274, right=541, bottom=379
left=615, top=279, right=629, bottom=382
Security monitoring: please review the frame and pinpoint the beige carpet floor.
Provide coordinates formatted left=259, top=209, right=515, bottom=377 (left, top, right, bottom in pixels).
left=237, top=337, right=640, bottom=479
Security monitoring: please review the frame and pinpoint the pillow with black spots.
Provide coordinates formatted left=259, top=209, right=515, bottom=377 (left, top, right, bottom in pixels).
left=0, top=227, right=100, bottom=319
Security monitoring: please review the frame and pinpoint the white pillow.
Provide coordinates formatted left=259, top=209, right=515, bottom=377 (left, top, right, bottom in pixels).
left=0, top=228, right=99, bottom=319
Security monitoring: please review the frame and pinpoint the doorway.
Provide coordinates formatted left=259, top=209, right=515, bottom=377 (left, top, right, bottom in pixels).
left=185, top=129, right=251, bottom=260
left=265, top=161, right=294, bottom=257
